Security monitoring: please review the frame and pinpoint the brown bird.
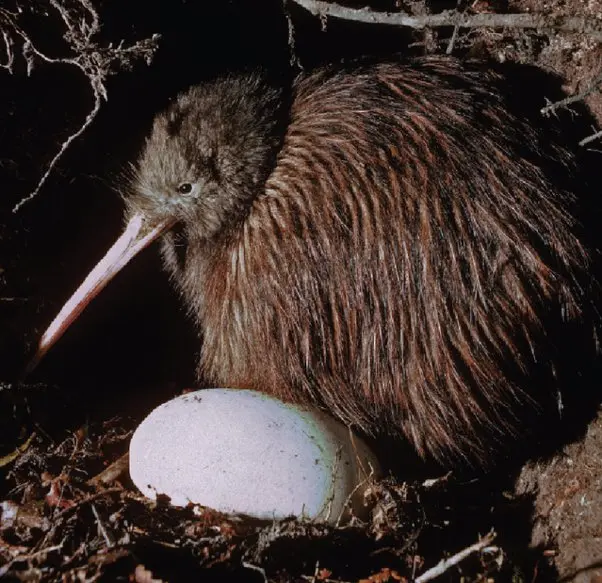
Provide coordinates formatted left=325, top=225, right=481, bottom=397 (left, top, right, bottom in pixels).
left=29, top=56, right=597, bottom=464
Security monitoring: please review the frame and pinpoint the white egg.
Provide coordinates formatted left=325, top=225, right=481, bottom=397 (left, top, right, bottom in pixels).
left=129, top=389, right=381, bottom=524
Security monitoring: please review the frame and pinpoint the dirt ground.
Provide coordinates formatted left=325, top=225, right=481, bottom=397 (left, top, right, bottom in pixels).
left=1, top=0, right=602, bottom=581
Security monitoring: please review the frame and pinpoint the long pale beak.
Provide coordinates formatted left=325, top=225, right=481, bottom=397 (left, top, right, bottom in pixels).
left=24, top=212, right=175, bottom=377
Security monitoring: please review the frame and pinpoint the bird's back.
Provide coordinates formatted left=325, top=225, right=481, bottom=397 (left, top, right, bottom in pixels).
left=197, top=57, right=594, bottom=463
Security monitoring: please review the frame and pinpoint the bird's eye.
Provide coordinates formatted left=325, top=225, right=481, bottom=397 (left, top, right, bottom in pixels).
left=177, top=182, right=193, bottom=195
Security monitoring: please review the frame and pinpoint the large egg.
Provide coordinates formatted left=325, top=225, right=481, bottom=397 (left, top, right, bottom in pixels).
left=129, top=389, right=381, bottom=524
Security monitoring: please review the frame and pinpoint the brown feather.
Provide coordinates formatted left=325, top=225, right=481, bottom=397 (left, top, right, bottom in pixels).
left=129, top=56, right=596, bottom=464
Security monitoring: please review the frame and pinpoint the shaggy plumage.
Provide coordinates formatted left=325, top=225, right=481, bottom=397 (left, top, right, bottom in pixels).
left=126, top=56, right=596, bottom=463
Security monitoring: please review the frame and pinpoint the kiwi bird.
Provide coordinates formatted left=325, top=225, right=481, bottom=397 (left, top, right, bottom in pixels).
left=29, top=56, right=597, bottom=464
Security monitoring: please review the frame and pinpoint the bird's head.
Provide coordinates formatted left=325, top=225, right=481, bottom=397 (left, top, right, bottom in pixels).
left=127, top=74, right=284, bottom=240
left=25, top=73, right=285, bottom=374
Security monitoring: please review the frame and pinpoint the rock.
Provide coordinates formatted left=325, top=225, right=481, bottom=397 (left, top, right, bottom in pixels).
left=129, top=389, right=382, bottom=524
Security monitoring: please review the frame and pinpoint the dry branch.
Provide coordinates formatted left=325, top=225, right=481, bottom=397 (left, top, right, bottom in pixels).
left=0, top=1, right=159, bottom=212
left=580, top=128, right=602, bottom=146
left=540, top=70, right=602, bottom=145
left=0, top=30, right=14, bottom=72
left=415, top=529, right=498, bottom=583
left=290, top=0, right=602, bottom=41
left=542, top=70, right=602, bottom=116
left=88, top=452, right=130, bottom=487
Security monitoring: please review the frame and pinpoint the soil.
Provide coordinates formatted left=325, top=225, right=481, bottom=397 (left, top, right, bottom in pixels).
left=1, top=0, right=602, bottom=581
left=517, top=412, right=602, bottom=583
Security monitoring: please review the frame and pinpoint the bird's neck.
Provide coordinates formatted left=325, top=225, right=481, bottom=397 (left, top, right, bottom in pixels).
left=161, top=223, right=245, bottom=320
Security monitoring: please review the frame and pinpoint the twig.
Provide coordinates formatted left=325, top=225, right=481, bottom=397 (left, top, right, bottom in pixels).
left=541, top=70, right=602, bottom=116
left=446, top=0, right=463, bottom=55
left=88, top=452, right=130, bottom=487
left=0, top=432, right=36, bottom=468
left=242, top=561, right=268, bottom=583
left=334, top=462, right=375, bottom=528
left=411, top=554, right=421, bottom=580
left=422, top=471, right=452, bottom=489
left=283, top=0, right=302, bottom=70
left=309, top=561, right=320, bottom=583
left=55, top=486, right=122, bottom=519
left=290, top=0, right=602, bottom=41
left=414, top=529, right=498, bottom=583
left=13, top=87, right=102, bottom=213
left=580, top=128, right=602, bottom=146
left=0, top=541, right=65, bottom=578
left=300, top=575, right=353, bottom=583
left=0, top=1, right=160, bottom=212
left=11, top=542, right=66, bottom=558
left=90, top=503, right=115, bottom=548
left=334, top=429, right=379, bottom=527
left=0, top=29, right=14, bottom=72
left=446, top=21, right=460, bottom=54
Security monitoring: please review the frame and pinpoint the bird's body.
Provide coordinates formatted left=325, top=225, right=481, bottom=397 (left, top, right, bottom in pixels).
left=34, top=56, right=598, bottom=464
